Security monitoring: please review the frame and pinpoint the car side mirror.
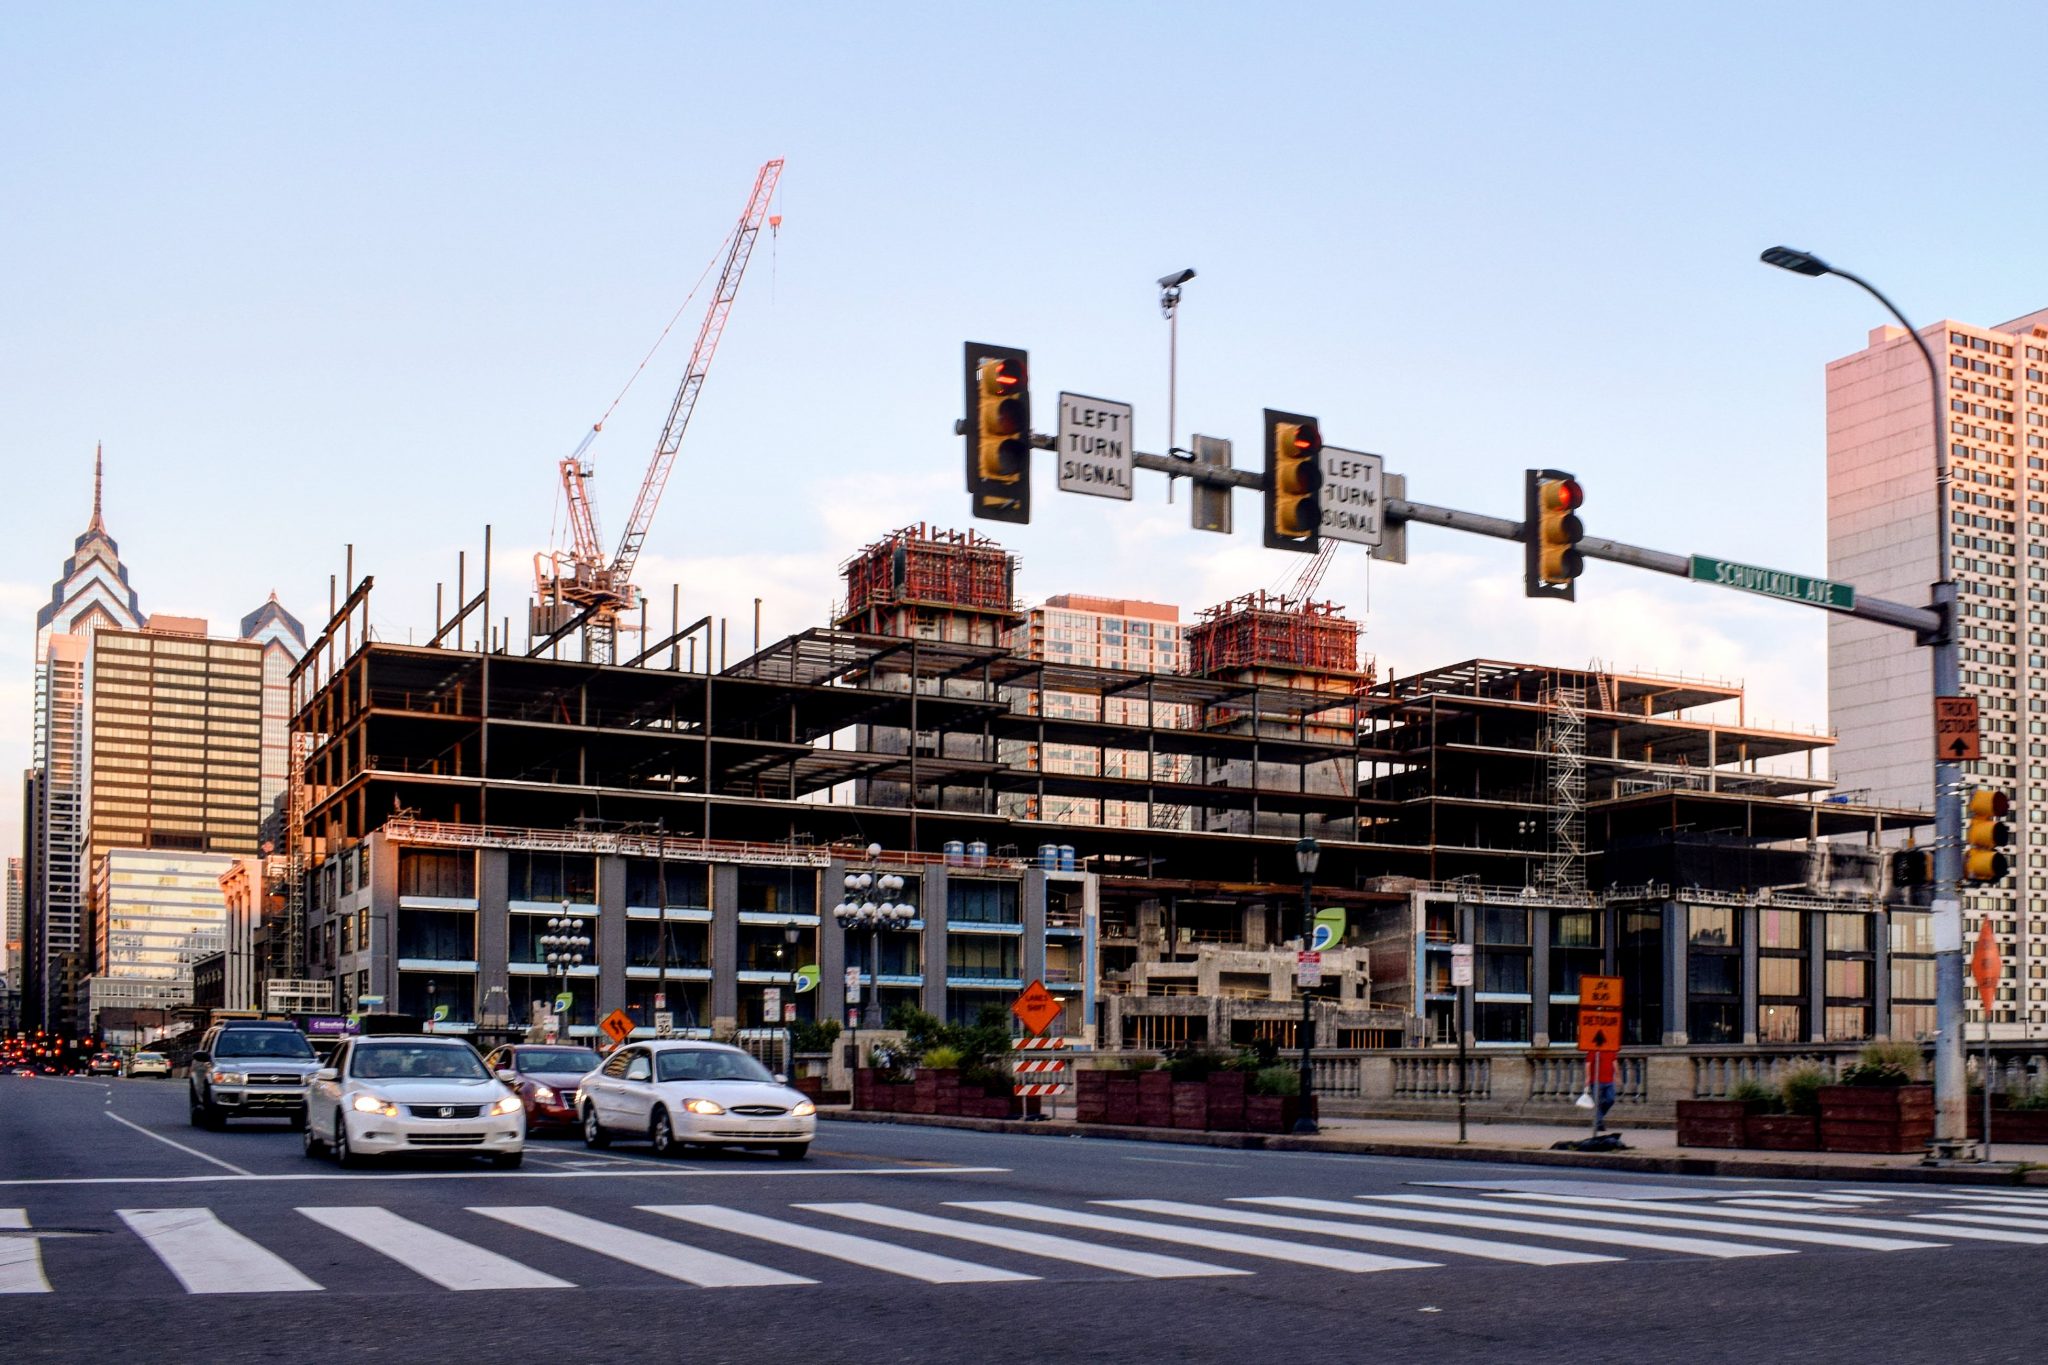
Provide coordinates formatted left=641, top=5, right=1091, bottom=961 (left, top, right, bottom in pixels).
left=191, top=1052, right=210, bottom=1065
left=774, top=1072, right=788, bottom=1084
left=495, top=1070, right=519, bottom=1085
left=315, top=1067, right=338, bottom=1082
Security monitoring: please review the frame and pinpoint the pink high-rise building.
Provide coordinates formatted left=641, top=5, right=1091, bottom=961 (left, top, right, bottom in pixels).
left=1828, top=306, right=2048, bottom=1038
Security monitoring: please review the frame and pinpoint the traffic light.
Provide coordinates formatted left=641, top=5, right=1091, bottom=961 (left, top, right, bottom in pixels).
left=1262, top=408, right=1322, bottom=552
left=1964, top=786, right=2012, bottom=881
left=1892, top=845, right=1930, bottom=890
left=963, top=342, right=1031, bottom=524
left=1525, top=468, right=1586, bottom=599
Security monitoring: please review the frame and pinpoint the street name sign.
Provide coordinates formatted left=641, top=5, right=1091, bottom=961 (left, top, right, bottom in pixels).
left=599, top=1009, right=636, bottom=1045
left=1449, top=943, right=1474, bottom=987
left=1689, top=555, right=1855, bottom=611
left=1012, top=980, right=1064, bottom=1036
left=1056, top=392, right=1134, bottom=500
left=1577, top=1007, right=1624, bottom=1052
left=1937, top=695, right=1981, bottom=761
left=1318, top=446, right=1384, bottom=546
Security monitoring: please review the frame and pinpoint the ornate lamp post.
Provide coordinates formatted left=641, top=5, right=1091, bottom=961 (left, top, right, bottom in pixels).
left=832, top=845, right=916, bottom=1033
left=1294, top=835, right=1321, bottom=1136
left=540, top=912, right=590, bottom=1042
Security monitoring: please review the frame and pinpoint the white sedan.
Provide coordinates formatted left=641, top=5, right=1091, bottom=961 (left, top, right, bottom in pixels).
left=304, top=1035, right=526, bottom=1168
left=578, top=1040, right=815, bottom=1159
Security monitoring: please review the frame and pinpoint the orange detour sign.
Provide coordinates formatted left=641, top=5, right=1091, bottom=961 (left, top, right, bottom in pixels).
left=1937, top=696, right=1982, bottom=762
left=1577, top=1008, right=1624, bottom=1052
left=1011, top=979, right=1063, bottom=1036
left=1970, top=919, right=2003, bottom=1016
left=599, top=1008, right=637, bottom=1045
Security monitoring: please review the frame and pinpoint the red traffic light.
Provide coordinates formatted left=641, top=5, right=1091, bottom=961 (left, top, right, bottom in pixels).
left=1548, top=478, right=1583, bottom=512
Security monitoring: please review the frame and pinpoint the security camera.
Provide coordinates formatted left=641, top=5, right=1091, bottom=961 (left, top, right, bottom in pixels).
left=1157, top=268, right=1197, bottom=289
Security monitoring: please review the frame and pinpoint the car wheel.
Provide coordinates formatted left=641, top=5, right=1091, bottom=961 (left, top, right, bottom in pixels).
left=287, top=1109, right=308, bottom=1132
left=302, top=1115, right=326, bottom=1158
left=491, top=1151, right=524, bottom=1170
left=650, top=1109, right=677, bottom=1157
left=334, top=1115, right=364, bottom=1170
left=776, top=1143, right=810, bottom=1162
left=582, top=1104, right=610, bottom=1149
left=189, top=1093, right=220, bottom=1129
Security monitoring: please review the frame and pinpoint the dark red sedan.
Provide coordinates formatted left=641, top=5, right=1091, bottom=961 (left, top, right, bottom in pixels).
left=484, top=1044, right=601, bottom=1134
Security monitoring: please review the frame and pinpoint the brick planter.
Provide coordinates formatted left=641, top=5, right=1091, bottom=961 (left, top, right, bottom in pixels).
left=1676, top=1098, right=1766, bottom=1150
left=1171, top=1081, right=1211, bottom=1130
left=1076, top=1070, right=1110, bottom=1124
left=1745, top=1114, right=1819, bottom=1150
left=1966, top=1100, right=2048, bottom=1144
left=1818, top=1084, right=1933, bottom=1154
left=1105, top=1073, right=1140, bottom=1126
left=1137, top=1071, right=1175, bottom=1127
left=1205, top=1071, right=1249, bottom=1132
left=1245, top=1094, right=1302, bottom=1133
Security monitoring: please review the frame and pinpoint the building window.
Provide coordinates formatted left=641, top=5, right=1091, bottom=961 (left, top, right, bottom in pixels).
left=1688, top=905, right=1736, bottom=946
left=1473, top=1001, right=1530, bottom=1043
left=398, top=849, right=475, bottom=899
left=946, top=936, right=1019, bottom=979
left=396, top=909, right=475, bottom=961
left=507, top=852, right=597, bottom=903
left=625, top=920, right=708, bottom=969
left=623, top=859, right=709, bottom=909
left=948, top=879, right=1019, bottom=925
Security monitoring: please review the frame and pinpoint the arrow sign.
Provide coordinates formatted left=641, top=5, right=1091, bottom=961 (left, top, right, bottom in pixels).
left=1577, top=1006, right=1624, bottom=1051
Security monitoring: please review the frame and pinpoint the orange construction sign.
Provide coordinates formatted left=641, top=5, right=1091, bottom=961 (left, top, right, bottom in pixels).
left=1577, top=1007, right=1624, bottom=1052
left=1011, top=979, right=1063, bottom=1036
left=1580, top=975, right=1623, bottom=1009
left=1970, top=919, right=2003, bottom=1016
left=1937, top=696, right=1981, bottom=762
left=599, top=1008, right=637, bottom=1045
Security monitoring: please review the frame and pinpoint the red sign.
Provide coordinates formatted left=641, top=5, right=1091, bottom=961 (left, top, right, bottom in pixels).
left=1577, top=1006, right=1624, bottom=1053
left=1011, top=980, right=1063, bottom=1036
left=1970, top=919, right=2003, bottom=1016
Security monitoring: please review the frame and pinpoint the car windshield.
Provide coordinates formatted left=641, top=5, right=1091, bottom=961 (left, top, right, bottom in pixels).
left=213, top=1030, right=316, bottom=1059
left=350, top=1043, right=490, bottom=1080
left=515, top=1048, right=599, bottom=1074
left=655, top=1049, right=775, bottom=1084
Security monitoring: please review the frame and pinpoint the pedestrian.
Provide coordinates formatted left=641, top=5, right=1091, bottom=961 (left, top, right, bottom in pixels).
left=1585, top=1048, right=1618, bottom=1133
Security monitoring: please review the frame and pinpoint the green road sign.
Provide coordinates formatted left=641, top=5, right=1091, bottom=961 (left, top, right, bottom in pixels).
left=1689, top=555, right=1854, bottom=611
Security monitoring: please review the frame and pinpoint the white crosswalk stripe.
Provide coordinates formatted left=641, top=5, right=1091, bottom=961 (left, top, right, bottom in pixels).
left=1909, top=1211, right=2048, bottom=1232
left=1829, top=1188, right=2048, bottom=1204
left=953, top=1201, right=1439, bottom=1272
left=798, top=1202, right=1247, bottom=1279
left=1099, top=1199, right=1610, bottom=1266
left=119, top=1209, right=323, bottom=1294
left=640, top=1205, right=1031, bottom=1284
left=1491, top=1192, right=2048, bottom=1245
left=1344, top=1195, right=1942, bottom=1252
left=1933, top=1204, right=2048, bottom=1219
left=1240, top=1197, right=1792, bottom=1259
left=0, top=1209, right=49, bottom=1294
left=472, top=1207, right=814, bottom=1288
left=298, top=1207, right=573, bottom=1291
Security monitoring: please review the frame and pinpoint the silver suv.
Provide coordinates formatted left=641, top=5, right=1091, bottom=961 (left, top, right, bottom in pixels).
left=189, top=1021, right=321, bottom=1129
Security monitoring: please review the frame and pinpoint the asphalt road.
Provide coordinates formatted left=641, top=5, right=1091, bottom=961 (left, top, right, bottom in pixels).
left=3, top=1071, right=2045, bottom=1363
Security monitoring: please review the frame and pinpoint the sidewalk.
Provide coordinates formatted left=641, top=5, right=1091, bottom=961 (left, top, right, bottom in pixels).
left=822, top=1108, right=2048, bottom=1185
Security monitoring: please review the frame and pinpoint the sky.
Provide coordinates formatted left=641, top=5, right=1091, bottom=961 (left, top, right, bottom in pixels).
left=5, top=3, right=2047, bottom=865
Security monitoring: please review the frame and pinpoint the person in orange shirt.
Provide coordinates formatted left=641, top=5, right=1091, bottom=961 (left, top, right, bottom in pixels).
left=1585, top=1048, right=1618, bottom=1133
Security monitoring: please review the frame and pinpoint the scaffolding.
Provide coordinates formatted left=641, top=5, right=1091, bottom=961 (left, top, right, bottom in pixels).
left=1185, top=592, right=1372, bottom=682
left=1543, top=683, right=1587, bottom=895
left=837, top=523, right=1017, bottom=632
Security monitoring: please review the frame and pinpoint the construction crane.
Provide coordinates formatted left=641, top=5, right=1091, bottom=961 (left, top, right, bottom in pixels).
left=1275, top=539, right=1338, bottom=606
left=533, top=157, right=785, bottom=663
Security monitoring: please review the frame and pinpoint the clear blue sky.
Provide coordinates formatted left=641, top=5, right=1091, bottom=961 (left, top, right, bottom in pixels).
left=5, top=3, right=2047, bottom=861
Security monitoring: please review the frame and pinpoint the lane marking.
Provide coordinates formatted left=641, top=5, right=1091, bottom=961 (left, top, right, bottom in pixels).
left=0, top=1164, right=1012, bottom=1189
left=1491, top=1192, right=2048, bottom=1245
left=0, top=1210, right=51, bottom=1294
left=1361, top=1194, right=1941, bottom=1252
left=644, top=1205, right=1032, bottom=1284
left=118, top=1209, right=323, bottom=1294
left=956, top=1201, right=1437, bottom=1272
left=298, top=1207, right=571, bottom=1291
left=473, top=1206, right=813, bottom=1288
left=1122, top=1157, right=1246, bottom=1169
left=1109, top=1199, right=1613, bottom=1267
left=103, top=1112, right=252, bottom=1177
left=1827, top=1187, right=2048, bottom=1203
left=800, top=1202, right=1246, bottom=1280
left=1253, top=1197, right=1791, bottom=1260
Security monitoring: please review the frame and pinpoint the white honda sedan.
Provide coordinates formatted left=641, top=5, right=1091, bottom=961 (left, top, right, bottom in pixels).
left=579, top=1040, right=815, bottom=1159
left=304, top=1035, right=526, bottom=1168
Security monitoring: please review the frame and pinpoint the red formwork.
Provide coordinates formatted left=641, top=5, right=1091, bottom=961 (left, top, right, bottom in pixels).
left=1186, top=592, right=1366, bottom=679
left=839, top=523, right=1016, bottom=624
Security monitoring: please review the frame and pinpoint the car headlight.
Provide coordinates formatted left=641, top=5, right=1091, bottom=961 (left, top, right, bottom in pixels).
left=490, top=1095, right=523, bottom=1116
left=351, top=1094, right=399, bottom=1116
left=210, top=1070, right=246, bottom=1085
left=531, top=1084, right=556, bottom=1104
left=682, top=1098, right=725, bottom=1116
left=791, top=1099, right=816, bottom=1117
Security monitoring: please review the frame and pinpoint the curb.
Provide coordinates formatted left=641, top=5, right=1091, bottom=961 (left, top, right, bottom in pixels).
left=821, top=1110, right=2047, bottom=1185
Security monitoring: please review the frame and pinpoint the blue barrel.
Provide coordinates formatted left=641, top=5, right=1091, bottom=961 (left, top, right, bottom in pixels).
left=967, top=840, right=988, bottom=867
left=1038, top=844, right=1060, bottom=870
left=1058, top=844, right=1076, bottom=872
left=943, top=840, right=965, bottom=867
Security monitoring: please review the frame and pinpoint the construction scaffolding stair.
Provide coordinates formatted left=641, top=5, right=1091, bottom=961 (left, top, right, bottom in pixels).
left=1542, top=683, right=1587, bottom=895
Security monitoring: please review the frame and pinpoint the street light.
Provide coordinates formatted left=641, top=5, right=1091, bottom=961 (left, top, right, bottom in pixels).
left=832, top=845, right=915, bottom=1034
left=540, top=912, right=591, bottom=1042
left=1293, top=835, right=1321, bottom=1136
left=1760, top=245, right=1965, bottom=1153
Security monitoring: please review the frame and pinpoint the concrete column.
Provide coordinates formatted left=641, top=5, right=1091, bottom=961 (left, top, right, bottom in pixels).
left=1022, top=869, right=1047, bottom=987
left=473, top=846, right=508, bottom=1028
left=1530, top=905, right=1552, bottom=1048
left=1807, top=909, right=1827, bottom=1044
left=1663, top=899, right=1688, bottom=1046
left=820, top=859, right=847, bottom=1022
left=597, top=854, right=627, bottom=1026
left=921, top=866, right=948, bottom=1018
left=710, top=863, right=740, bottom=1028
left=1873, top=907, right=1893, bottom=1038
left=1740, top=904, right=1760, bottom=1046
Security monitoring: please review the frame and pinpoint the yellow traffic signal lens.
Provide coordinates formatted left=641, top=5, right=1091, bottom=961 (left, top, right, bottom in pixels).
left=976, top=358, right=1029, bottom=484
left=1271, top=420, right=1321, bottom=538
left=1968, top=787, right=2011, bottom=821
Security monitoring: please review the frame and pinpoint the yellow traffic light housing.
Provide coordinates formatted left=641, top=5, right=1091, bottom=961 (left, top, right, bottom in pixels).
left=1964, top=785, right=2011, bottom=881
left=1525, top=468, right=1585, bottom=600
left=963, top=342, right=1031, bottom=524
left=1263, top=408, right=1322, bottom=552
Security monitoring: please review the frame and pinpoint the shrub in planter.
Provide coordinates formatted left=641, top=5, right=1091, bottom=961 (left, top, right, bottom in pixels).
left=1167, top=1046, right=1231, bottom=1083
left=1778, top=1066, right=1828, bottom=1118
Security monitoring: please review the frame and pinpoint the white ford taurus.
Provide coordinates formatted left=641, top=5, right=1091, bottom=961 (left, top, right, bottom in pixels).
left=577, top=1040, right=815, bottom=1159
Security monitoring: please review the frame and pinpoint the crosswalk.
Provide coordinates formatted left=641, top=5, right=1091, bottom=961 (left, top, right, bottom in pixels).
left=3, top=1184, right=2044, bottom=1296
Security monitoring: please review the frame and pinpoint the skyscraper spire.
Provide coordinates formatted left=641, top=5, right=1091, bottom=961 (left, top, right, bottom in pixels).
left=88, top=443, right=105, bottom=534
